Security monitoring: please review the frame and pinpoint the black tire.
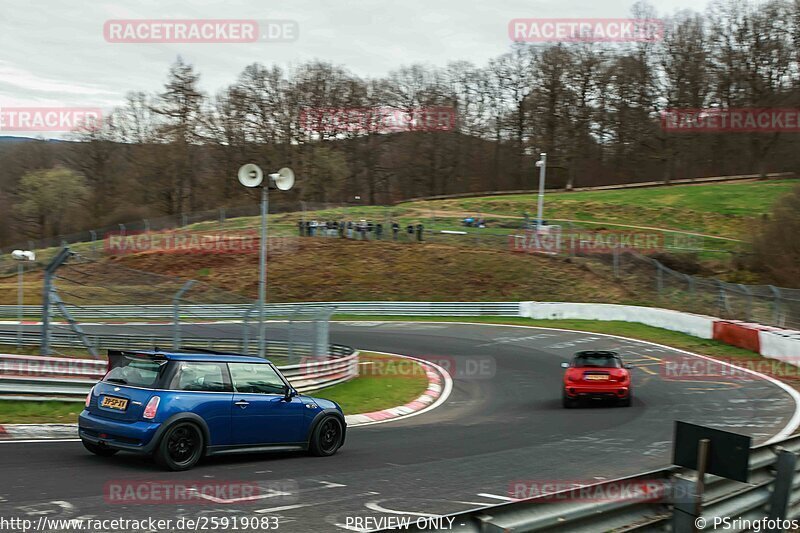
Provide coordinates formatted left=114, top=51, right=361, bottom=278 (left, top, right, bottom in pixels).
left=82, top=439, right=118, bottom=457
left=619, top=392, right=632, bottom=407
left=562, top=392, right=578, bottom=409
left=308, top=416, right=344, bottom=457
left=154, top=422, right=204, bottom=471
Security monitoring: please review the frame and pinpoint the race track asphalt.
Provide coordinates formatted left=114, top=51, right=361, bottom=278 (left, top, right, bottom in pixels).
left=0, top=321, right=796, bottom=532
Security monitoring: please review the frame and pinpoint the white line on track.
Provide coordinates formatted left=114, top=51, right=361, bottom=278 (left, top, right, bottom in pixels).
left=364, top=501, right=441, bottom=518
left=476, top=493, right=517, bottom=502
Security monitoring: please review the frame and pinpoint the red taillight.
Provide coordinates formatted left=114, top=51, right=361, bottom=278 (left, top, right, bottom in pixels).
left=143, top=396, right=160, bottom=420
left=85, top=391, right=92, bottom=407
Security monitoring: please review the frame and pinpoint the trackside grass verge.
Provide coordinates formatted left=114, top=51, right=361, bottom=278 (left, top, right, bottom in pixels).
left=0, top=352, right=429, bottom=424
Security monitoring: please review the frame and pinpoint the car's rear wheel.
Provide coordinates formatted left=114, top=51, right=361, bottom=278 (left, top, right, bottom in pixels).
left=82, top=439, right=118, bottom=457
left=309, top=416, right=343, bottom=457
left=154, top=422, right=204, bottom=471
left=562, top=391, right=578, bottom=409
left=619, top=392, right=632, bottom=407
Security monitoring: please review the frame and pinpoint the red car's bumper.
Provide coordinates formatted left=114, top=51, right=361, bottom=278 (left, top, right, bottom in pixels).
left=564, top=383, right=630, bottom=399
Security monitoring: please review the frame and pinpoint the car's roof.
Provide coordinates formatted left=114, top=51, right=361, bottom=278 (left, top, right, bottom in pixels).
left=113, top=350, right=273, bottom=364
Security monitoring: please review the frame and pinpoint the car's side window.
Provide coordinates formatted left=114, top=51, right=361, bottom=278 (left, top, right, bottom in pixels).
left=228, top=363, right=286, bottom=395
left=170, top=362, right=232, bottom=392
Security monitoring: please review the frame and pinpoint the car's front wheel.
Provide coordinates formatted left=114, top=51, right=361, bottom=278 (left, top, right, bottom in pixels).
left=309, top=416, right=344, bottom=457
left=82, top=439, right=118, bottom=457
left=154, top=422, right=204, bottom=471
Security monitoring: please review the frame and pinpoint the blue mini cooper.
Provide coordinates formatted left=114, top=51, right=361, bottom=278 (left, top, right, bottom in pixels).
left=78, top=349, right=346, bottom=470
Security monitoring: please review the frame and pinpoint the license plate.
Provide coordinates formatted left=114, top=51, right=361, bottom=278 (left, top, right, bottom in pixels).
left=585, top=375, right=609, bottom=381
left=101, top=396, right=129, bottom=410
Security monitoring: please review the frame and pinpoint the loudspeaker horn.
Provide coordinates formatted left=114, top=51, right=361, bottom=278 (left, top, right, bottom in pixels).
left=237, top=164, right=264, bottom=188
left=270, top=167, right=295, bottom=191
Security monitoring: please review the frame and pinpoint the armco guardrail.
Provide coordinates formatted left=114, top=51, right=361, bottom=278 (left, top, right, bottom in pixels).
left=405, top=434, right=800, bottom=532
left=0, top=349, right=358, bottom=400
left=0, top=331, right=353, bottom=359
left=0, top=302, right=521, bottom=319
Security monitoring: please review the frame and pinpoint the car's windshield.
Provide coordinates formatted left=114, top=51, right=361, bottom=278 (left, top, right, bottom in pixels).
left=103, top=354, right=167, bottom=388
left=574, top=356, right=621, bottom=369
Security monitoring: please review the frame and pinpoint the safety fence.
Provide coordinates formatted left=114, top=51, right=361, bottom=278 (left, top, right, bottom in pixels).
left=407, top=434, right=800, bottom=532
left=0, top=347, right=358, bottom=401
left=0, top=301, right=522, bottom=319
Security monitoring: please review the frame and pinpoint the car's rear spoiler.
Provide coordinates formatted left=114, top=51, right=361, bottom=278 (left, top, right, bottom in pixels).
left=107, top=349, right=169, bottom=362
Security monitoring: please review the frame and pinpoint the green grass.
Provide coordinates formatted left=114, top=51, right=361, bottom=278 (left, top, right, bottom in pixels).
left=0, top=352, right=429, bottom=423
left=0, top=400, right=84, bottom=424
left=314, top=352, right=429, bottom=414
left=403, top=179, right=799, bottom=239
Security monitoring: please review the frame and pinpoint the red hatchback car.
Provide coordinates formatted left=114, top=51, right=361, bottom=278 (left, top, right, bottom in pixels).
left=561, top=351, right=632, bottom=408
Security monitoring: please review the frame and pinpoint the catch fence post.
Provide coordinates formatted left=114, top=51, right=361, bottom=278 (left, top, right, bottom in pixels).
left=172, top=280, right=197, bottom=350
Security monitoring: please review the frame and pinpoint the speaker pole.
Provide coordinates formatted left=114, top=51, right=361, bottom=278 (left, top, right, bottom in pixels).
left=258, top=184, right=268, bottom=358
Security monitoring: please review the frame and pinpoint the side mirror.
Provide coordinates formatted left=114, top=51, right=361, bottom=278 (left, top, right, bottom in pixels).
left=283, top=385, right=297, bottom=400
left=624, top=363, right=633, bottom=369
left=560, top=362, right=570, bottom=369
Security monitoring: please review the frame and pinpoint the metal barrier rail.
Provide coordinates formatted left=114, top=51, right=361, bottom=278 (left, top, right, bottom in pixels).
left=405, top=435, right=800, bottom=532
left=0, top=331, right=352, bottom=358
left=0, top=348, right=358, bottom=399
left=0, top=302, right=521, bottom=319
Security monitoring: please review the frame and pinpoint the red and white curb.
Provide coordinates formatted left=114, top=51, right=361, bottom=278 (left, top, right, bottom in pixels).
left=0, top=352, right=453, bottom=441
left=344, top=352, right=452, bottom=427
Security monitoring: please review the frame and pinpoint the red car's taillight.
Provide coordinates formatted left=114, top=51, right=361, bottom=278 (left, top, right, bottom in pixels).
left=143, top=396, right=160, bottom=420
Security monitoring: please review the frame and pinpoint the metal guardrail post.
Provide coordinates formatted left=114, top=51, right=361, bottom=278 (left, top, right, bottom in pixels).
left=242, top=303, right=257, bottom=356
left=738, top=284, right=753, bottom=321
left=768, top=285, right=782, bottom=327
left=41, top=247, right=72, bottom=356
left=671, top=476, right=697, bottom=533
left=767, top=448, right=797, bottom=521
left=51, top=292, right=99, bottom=359
left=89, top=230, right=97, bottom=257
left=717, top=280, right=728, bottom=317
left=172, top=280, right=197, bottom=350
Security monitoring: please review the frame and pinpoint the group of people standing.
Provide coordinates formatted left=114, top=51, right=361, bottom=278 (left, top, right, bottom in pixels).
left=298, top=220, right=425, bottom=241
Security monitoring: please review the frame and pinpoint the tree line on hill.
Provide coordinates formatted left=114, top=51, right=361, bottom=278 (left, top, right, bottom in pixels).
left=1, top=0, right=800, bottom=246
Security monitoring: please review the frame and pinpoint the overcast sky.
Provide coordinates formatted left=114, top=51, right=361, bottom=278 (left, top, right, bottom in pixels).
left=1, top=0, right=715, bottom=136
